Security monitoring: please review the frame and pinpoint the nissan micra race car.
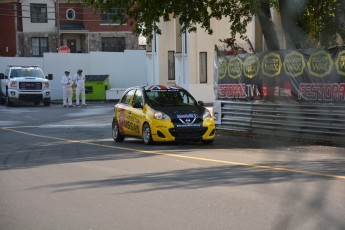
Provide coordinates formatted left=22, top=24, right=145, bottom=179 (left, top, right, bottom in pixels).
left=112, top=85, right=215, bottom=144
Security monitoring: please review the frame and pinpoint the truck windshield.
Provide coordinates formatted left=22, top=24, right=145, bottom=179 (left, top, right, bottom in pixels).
left=10, top=69, right=45, bottom=78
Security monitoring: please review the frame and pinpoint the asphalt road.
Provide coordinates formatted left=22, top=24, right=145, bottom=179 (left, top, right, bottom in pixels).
left=0, top=103, right=345, bottom=230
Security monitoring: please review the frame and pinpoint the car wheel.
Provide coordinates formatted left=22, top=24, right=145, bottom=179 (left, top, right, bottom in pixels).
left=142, top=122, right=153, bottom=145
left=112, top=119, right=125, bottom=142
left=201, top=139, right=214, bottom=145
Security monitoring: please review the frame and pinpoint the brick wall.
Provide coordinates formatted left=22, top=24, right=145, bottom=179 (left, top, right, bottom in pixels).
left=0, top=3, right=17, bottom=56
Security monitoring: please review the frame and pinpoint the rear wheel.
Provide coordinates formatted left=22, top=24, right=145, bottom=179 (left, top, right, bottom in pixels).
left=112, top=119, right=125, bottom=142
left=142, top=122, right=153, bottom=145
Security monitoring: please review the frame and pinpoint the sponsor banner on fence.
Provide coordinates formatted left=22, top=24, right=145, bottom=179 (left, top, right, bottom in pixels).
left=215, top=46, right=345, bottom=103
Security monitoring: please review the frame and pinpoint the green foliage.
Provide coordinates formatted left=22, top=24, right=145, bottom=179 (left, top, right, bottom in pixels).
left=80, top=0, right=344, bottom=49
left=298, top=0, right=342, bottom=48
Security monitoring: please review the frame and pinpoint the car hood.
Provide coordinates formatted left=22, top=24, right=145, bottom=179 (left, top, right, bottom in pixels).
left=150, top=105, right=206, bottom=118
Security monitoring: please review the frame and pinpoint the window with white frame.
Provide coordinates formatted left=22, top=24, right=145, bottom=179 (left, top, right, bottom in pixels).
left=66, top=9, right=75, bottom=20
left=199, top=52, right=207, bottom=83
left=30, top=4, right=47, bottom=23
left=32, top=37, right=48, bottom=57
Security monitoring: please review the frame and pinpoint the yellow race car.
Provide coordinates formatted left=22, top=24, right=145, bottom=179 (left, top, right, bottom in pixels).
left=112, top=85, right=215, bottom=144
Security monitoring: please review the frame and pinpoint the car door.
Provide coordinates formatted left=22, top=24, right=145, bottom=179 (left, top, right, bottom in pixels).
left=127, top=89, right=145, bottom=137
left=117, top=89, right=135, bottom=136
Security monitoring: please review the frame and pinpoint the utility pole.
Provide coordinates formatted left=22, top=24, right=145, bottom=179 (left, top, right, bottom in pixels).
left=14, top=2, right=18, bottom=56
left=56, top=0, right=60, bottom=51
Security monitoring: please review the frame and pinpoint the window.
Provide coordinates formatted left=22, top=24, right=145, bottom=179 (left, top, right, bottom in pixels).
left=121, top=89, right=135, bottom=105
left=102, top=37, right=125, bottom=52
left=184, top=33, right=188, bottom=54
left=32, top=38, right=48, bottom=57
left=66, top=9, right=75, bottom=20
left=101, top=8, right=124, bottom=24
left=168, top=51, right=175, bottom=81
left=199, top=52, right=207, bottom=83
left=132, top=89, right=143, bottom=107
left=30, top=4, right=47, bottom=23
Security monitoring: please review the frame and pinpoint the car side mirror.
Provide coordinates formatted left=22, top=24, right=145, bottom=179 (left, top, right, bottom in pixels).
left=198, top=101, right=204, bottom=106
left=0, top=73, right=5, bottom=79
left=46, top=74, right=53, bottom=80
left=133, top=101, right=143, bottom=109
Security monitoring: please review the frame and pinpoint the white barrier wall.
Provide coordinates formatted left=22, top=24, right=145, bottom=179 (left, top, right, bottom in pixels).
left=0, top=50, right=147, bottom=100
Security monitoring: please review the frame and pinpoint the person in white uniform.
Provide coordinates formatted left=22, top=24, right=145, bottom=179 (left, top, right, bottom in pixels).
left=61, top=70, right=73, bottom=107
left=73, top=69, right=87, bottom=106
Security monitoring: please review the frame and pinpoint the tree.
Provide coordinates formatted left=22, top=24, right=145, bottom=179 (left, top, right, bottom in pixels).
left=80, top=0, right=345, bottom=50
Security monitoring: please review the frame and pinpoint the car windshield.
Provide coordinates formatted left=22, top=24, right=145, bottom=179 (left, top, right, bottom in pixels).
left=10, top=68, right=45, bottom=78
left=146, top=90, right=197, bottom=106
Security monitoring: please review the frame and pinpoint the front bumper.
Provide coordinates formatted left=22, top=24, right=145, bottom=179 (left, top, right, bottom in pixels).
left=7, top=89, right=51, bottom=102
left=150, top=119, right=216, bottom=142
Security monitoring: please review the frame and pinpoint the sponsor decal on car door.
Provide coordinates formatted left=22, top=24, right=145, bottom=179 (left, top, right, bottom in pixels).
left=123, top=107, right=140, bottom=136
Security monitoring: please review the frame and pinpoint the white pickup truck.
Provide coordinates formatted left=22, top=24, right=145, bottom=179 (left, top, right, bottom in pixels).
left=0, top=65, right=53, bottom=106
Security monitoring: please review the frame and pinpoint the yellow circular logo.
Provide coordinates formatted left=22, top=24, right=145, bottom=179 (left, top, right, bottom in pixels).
left=283, top=51, right=305, bottom=77
left=261, top=52, right=282, bottom=77
left=218, top=58, right=227, bottom=80
left=227, top=56, right=242, bottom=79
left=307, top=50, right=334, bottom=78
left=335, top=50, right=345, bottom=77
left=244, top=55, right=259, bottom=79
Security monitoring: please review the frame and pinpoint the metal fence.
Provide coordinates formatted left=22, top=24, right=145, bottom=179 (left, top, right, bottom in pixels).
left=215, top=100, right=345, bottom=144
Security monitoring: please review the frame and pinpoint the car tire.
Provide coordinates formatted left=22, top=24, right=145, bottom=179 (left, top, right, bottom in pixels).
left=142, top=122, right=153, bottom=145
left=201, top=139, right=214, bottom=145
left=112, top=119, right=125, bottom=142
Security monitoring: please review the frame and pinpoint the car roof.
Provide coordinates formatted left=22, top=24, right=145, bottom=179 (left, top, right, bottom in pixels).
left=125, top=85, right=185, bottom=92
left=145, top=85, right=184, bottom=91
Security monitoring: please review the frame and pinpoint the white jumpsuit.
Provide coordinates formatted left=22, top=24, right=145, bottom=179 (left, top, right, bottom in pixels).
left=61, top=74, right=73, bottom=106
left=73, top=73, right=86, bottom=106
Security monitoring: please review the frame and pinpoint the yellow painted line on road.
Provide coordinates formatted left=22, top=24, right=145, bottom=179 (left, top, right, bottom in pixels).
left=2, top=127, right=345, bottom=180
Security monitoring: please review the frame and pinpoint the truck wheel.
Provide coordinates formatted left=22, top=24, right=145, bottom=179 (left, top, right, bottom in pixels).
left=0, top=94, right=4, bottom=104
left=44, top=100, right=51, bottom=106
left=5, top=94, right=13, bottom=107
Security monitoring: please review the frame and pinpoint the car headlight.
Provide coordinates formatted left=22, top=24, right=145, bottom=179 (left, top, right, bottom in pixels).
left=154, top=111, right=170, bottom=120
left=10, top=81, right=17, bottom=87
left=43, top=82, right=50, bottom=88
left=203, top=109, right=212, bottom=119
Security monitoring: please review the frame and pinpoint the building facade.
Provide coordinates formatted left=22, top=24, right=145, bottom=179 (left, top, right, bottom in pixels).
left=0, top=0, right=141, bottom=57
left=145, top=15, right=268, bottom=103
